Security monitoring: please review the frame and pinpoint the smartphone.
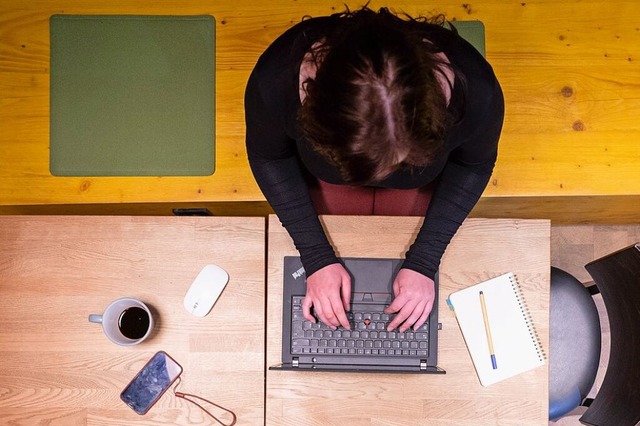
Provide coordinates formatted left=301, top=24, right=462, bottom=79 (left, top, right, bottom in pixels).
left=120, top=351, right=183, bottom=415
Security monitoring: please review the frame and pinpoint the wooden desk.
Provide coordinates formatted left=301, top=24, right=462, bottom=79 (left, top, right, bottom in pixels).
left=266, top=215, right=550, bottom=425
left=0, top=215, right=265, bottom=425
left=1, top=0, right=639, bottom=222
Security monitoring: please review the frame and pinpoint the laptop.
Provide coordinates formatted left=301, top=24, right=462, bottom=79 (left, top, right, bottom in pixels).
left=270, top=256, right=445, bottom=374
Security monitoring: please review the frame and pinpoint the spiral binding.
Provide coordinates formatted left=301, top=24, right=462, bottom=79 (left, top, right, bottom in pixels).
left=509, top=274, right=547, bottom=362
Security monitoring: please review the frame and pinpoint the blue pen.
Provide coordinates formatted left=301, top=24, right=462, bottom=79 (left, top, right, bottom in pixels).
left=479, top=291, right=498, bottom=369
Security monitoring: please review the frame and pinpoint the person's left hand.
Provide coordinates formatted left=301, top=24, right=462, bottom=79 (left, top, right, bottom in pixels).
left=384, top=268, right=435, bottom=332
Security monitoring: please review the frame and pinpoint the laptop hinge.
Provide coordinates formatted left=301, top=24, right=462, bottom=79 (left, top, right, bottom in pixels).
left=292, top=357, right=299, bottom=368
left=420, top=360, right=428, bottom=371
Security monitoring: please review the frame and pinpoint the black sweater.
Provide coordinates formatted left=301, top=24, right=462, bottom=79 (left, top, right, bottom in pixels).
left=245, top=16, right=504, bottom=279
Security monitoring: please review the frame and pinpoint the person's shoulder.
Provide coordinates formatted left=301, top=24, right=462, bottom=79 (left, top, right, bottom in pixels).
left=417, top=22, right=490, bottom=70
left=257, top=16, right=336, bottom=63
left=432, top=26, right=501, bottom=111
left=245, top=16, right=338, bottom=131
left=250, top=16, right=335, bottom=91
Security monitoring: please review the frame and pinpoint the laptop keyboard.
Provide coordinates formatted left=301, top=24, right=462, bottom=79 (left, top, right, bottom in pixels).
left=291, top=296, right=429, bottom=357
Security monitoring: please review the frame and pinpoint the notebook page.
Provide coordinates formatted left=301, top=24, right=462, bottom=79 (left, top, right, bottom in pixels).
left=448, top=272, right=545, bottom=386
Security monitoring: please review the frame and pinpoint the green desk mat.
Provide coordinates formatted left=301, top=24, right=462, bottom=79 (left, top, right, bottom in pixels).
left=448, top=20, right=486, bottom=57
left=50, top=15, right=215, bottom=176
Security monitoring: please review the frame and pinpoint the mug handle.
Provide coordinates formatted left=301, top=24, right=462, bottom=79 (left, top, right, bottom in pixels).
left=88, top=314, right=103, bottom=324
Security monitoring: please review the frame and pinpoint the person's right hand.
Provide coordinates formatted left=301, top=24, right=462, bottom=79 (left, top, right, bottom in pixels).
left=302, top=263, right=352, bottom=330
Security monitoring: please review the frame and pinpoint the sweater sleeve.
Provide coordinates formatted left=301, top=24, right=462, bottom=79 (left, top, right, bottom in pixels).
left=402, top=80, right=505, bottom=279
left=244, top=66, right=339, bottom=276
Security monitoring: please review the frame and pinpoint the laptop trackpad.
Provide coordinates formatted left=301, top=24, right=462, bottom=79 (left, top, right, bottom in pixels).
left=344, top=258, right=397, bottom=303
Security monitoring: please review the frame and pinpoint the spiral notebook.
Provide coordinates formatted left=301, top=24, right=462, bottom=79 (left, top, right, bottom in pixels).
left=447, top=272, right=545, bottom=386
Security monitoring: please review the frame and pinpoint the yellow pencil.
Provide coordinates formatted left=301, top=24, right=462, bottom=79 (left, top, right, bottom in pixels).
left=479, top=291, right=498, bottom=369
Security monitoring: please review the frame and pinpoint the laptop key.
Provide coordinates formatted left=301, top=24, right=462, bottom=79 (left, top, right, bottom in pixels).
left=291, top=302, right=432, bottom=358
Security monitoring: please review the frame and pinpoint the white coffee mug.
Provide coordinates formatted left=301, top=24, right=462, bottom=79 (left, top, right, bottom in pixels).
left=89, top=297, right=154, bottom=346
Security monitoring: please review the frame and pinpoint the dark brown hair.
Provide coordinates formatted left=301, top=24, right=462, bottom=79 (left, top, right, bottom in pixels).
left=298, top=6, right=454, bottom=184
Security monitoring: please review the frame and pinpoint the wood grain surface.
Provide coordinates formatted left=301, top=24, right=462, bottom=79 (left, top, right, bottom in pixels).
left=266, top=215, right=550, bottom=425
left=0, top=215, right=266, bottom=425
left=1, top=0, right=639, bottom=222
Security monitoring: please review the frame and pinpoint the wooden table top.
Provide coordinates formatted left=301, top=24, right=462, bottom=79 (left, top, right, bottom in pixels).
left=266, top=215, right=550, bottom=425
left=1, top=0, right=639, bottom=223
left=0, top=215, right=266, bottom=425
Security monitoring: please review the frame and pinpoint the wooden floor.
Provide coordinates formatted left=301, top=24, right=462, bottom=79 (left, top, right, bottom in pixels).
left=549, top=224, right=640, bottom=425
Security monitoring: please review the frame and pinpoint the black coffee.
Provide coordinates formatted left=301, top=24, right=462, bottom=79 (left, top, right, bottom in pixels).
left=118, top=307, right=150, bottom=340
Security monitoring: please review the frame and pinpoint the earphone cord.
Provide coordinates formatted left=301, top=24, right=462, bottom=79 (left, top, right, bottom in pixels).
left=172, top=378, right=237, bottom=426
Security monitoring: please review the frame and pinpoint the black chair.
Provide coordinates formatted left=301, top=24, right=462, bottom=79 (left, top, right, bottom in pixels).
left=549, top=267, right=601, bottom=420
left=579, top=243, right=640, bottom=426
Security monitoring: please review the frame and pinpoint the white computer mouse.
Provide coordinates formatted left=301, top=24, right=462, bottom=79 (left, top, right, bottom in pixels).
left=183, top=264, right=230, bottom=317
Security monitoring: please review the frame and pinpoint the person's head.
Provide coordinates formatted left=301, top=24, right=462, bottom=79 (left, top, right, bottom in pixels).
left=298, top=6, right=454, bottom=184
